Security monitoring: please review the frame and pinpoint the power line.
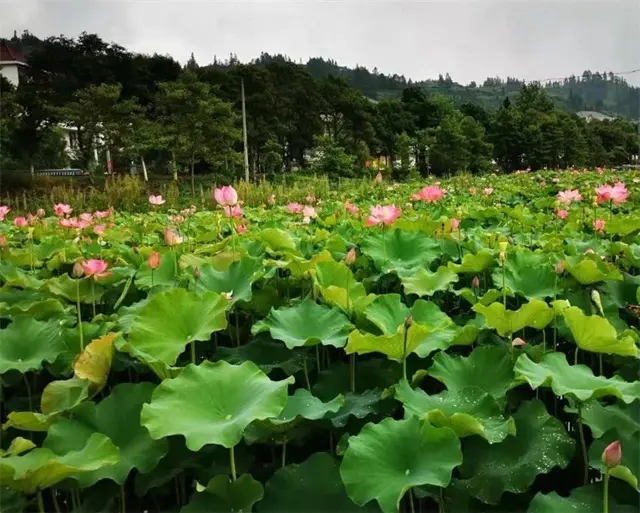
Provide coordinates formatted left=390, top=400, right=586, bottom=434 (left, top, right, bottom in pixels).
left=527, top=67, right=640, bottom=85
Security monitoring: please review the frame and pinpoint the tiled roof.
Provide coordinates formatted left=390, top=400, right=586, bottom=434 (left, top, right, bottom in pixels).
left=0, top=41, right=26, bottom=63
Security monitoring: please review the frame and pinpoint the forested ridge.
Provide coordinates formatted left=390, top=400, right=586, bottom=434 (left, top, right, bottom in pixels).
left=1, top=31, right=638, bottom=185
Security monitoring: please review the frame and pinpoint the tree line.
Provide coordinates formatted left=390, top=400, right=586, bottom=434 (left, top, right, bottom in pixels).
left=1, top=32, right=638, bottom=190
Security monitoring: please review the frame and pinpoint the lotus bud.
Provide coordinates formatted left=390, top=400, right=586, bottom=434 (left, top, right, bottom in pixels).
left=591, top=290, right=604, bottom=316
left=148, top=251, right=161, bottom=270
left=472, top=276, right=480, bottom=289
left=193, top=267, right=201, bottom=279
left=345, top=248, right=357, bottom=265
left=222, top=291, right=233, bottom=301
left=512, top=337, right=527, bottom=347
left=72, top=262, right=84, bottom=278
left=592, top=196, right=598, bottom=207
left=0, top=234, right=7, bottom=248
left=555, top=260, right=565, bottom=274
left=499, top=241, right=508, bottom=252
left=404, top=314, right=413, bottom=328
left=601, top=441, right=622, bottom=468
left=36, top=208, right=45, bottom=217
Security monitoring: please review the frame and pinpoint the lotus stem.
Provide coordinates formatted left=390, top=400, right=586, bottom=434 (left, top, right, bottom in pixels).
left=315, top=345, right=321, bottom=372
left=120, top=484, right=126, bottom=513
left=603, top=468, right=610, bottom=513
left=281, top=438, right=287, bottom=468
left=23, top=373, right=33, bottom=412
left=350, top=354, right=356, bottom=393
left=230, top=445, right=237, bottom=481
left=51, top=489, right=61, bottom=513
left=76, top=280, right=84, bottom=351
left=190, top=341, right=196, bottom=364
left=576, top=405, right=589, bottom=485
left=402, top=326, right=409, bottom=382
left=90, top=279, right=96, bottom=318
left=439, top=486, right=445, bottom=513
left=408, top=488, right=416, bottom=513
left=303, top=359, right=311, bottom=390
left=37, top=490, right=45, bottom=513
left=599, top=354, right=603, bottom=375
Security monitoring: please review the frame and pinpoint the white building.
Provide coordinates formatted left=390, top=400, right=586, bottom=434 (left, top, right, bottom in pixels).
left=0, top=40, right=27, bottom=87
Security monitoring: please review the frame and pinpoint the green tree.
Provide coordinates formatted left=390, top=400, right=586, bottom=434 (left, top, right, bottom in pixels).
left=156, top=71, right=241, bottom=193
left=309, top=134, right=354, bottom=179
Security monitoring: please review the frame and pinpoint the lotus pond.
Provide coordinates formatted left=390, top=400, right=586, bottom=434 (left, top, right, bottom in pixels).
left=1, top=169, right=639, bottom=513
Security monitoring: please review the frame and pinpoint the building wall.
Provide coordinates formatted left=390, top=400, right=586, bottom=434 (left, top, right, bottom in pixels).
left=0, top=63, right=20, bottom=87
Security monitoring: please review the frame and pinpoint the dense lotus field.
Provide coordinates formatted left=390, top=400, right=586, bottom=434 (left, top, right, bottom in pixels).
left=1, top=169, right=640, bottom=513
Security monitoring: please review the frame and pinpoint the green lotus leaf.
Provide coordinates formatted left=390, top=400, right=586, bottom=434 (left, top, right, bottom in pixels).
left=252, top=299, right=352, bottom=349
left=473, top=299, right=554, bottom=336
left=328, top=389, right=382, bottom=428
left=43, top=383, right=168, bottom=487
left=589, top=429, right=639, bottom=490
left=0, top=487, right=27, bottom=513
left=456, top=288, right=514, bottom=306
left=41, top=377, right=90, bottom=415
left=259, top=452, right=375, bottom=512
left=564, top=256, right=623, bottom=285
left=345, top=324, right=432, bottom=362
left=268, top=389, right=344, bottom=426
left=278, top=250, right=334, bottom=278
left=135, top=250, right=178, bottom=289
left=182, top=473, right=264, bottom=513
left=400, top=266, right=459, bottom=297
left=0, top=433, right=119, bottom=494
left=3, top=412, right=55, bottom=432
left=0, top=318, right=65, bottom=373
left=126, top=288, right=229, bottom=365
left=194, top=256, right=262, bottom=304
left=362, top=229, right=441, bottom=273
left=0, top=261, right=43, bottom=289
left=363, top=294, right=410, bottom=335
left=605, top=216, right=640, bottom=236
left=579, top=400, right=640, bottom=438
left=513, top=353, right=640, bottom=403
left=259, top=228, right=298, bottom=253
left=141, top=360, right=293, bottom=450
left=340, top=416, right=462, bottom=513
left=215, top=339, right=309, bottom=375
left=313, top=261, right=374, bottom=314
left=3, top=438, right=36, bottom=457
left=428, top=345, right=515, bottom=400
left=0, top=297, right=69, bottom=321
left=491, top=250, right=559, bottom=298
left=458, top=400, right=575, bottom=504
left=528, top=484, right=637, bottom=513
left=50, top=322, right=111, bottom=377
left=447, top=249, right=495, bottom=273
left=43, top=275, right=104, bottom=304
left=394, top=380, right=515, bottom=443
left=563, top=306, right=638, bottom=357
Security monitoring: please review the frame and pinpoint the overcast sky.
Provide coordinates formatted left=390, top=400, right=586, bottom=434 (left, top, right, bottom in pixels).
left=1, top=0, right=639, bottom=86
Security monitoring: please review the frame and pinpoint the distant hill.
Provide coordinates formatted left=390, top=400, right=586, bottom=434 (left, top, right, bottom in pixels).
left=304, top=57, right=640, bottom=120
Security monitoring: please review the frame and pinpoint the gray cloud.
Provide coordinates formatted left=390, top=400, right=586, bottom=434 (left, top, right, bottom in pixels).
left=1, top=0, right=639, bottom=85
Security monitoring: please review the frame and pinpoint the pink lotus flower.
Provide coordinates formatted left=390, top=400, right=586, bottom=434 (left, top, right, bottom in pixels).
left=223, top=205, right=244, bottom=219
left=80, top=213, right=93, bottom=223
left=164, top=228, right=184, bottom=246
left=214, top=186, right=238, bottom=207
left=472, top=276, right=480, bottom=288
left=60, top=218, right=79, bottom=229
left=36, top=208, right=45, bottom=218
left=451, top=218, right=461, bottom=230
left=512, top=337, right=527, bottom=347
left=54, top=203, right=73, bottom=216
left=94, top=209, right=111, bottom=219
left=593, top=219, right=606, bottom=232
left=76, top=220, right=90, bottom=230
left=415, top=185, right=446, bottom=204
left=13, top=217, right=28, bottom=228
left=149, top=195, right=165, bottom=206
left=602, top=441, right=622, bottom=468
left=0, top=205, right=10, bottom=221
left=556, top=209, right=569, bottom=220
left=82, top=259, right=110, bottom=280
left=345, top=247, right=357, bottom=265
left=556, top=189, right=583, bottom=205
left=305, top=195, right=316, bottom=204
left=555, top=260, right=565, bottom=274
left=483, top=187, right=494, bottom=196
left=345, top=201, right=359, bottom=215
left=302, top=206, right=317, bottom=219
left=93, top=225, right=106, bottom=236
left=611, top=182, right=629, bottom=205
left=148, top=251, right=161, bottom=270
left=287, top=203, right=304, bottom=214
left=0, top=233, right=6, bottom=248
left=366, top=205, right=402, bottom=227
left=374, top=172, right=383, bottom=183
left=236, top=223, right=248, bottom=234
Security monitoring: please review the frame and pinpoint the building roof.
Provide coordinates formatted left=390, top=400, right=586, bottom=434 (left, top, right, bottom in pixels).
left=0, top=40, right=26, bottom=63
left=576, top=110, right=615, bottom=121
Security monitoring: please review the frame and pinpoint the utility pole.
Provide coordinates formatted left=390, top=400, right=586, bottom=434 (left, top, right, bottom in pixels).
left=241, top=78, right=250, bottom=182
